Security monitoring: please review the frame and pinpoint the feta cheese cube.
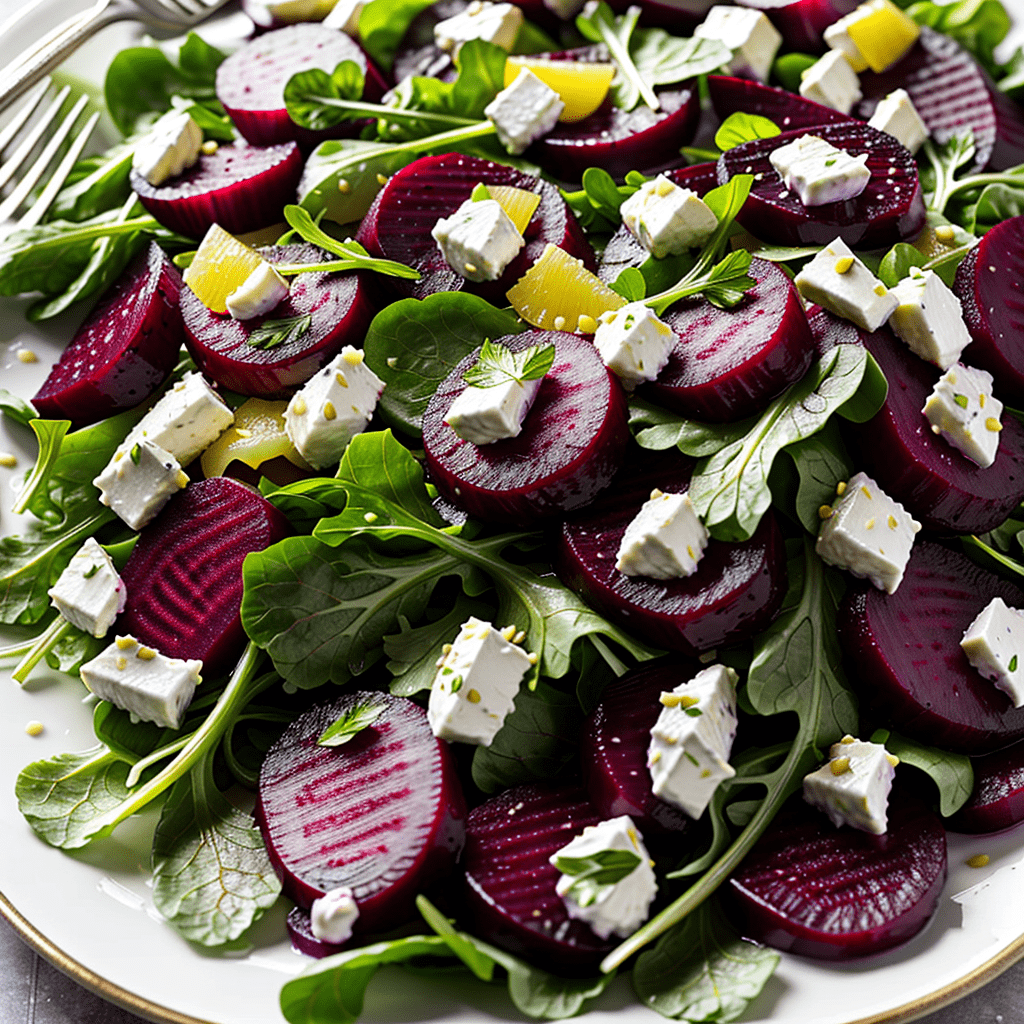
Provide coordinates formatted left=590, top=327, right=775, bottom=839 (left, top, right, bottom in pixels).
left=284, top=347, right=385, bottom=469
left=798, top=50, right=862, bottom=115
left=823, top=0, right=919, bottom=74
left=794, top=237, right=897, bottom=331
left=694, top=6, right=782, bottom=83
left=225, top=261, right=290, bottom=320
left=321, top=0, right=364, bottom=34
left=549, top=815, right=657, bottom=940
left=310, top=886, right=360, bottom=944
left=616, top=489, right=709, bottom=580
left=803, top=735, right=898, bottom=834
left=593, top=302, right=678, bottom=390
left=618, top=175, right=718, bottom=259
left=769, top=135, right=870, bottom=207
left=867, top=89, right=929, bottom=154
left=80, top=635, right=201, bottom=729
left=961, top=597, right=1024, bottom=707
left=444, top=377, right=541, bottom=445
left=889, top=267, right=973, bottom=370
left=823, top=17, right=869, bottom=72
left=93, top=439, right=188, bottom=531
left=431, top=198, right=524, bottom=282
left=484, top=68, right=565, bottom=155
left=132, top=110, right=202, bottom=187
left=816, top=471, right=921, bottom=593
left=647, top=664, right=739, bottom=819
left=434, top=1, right=523, bottom=54
left=922, top=363, right=1003, bottom=468
left=47, top=538, right=126, bottom=638
left=427, top=616, right=533, bottom=746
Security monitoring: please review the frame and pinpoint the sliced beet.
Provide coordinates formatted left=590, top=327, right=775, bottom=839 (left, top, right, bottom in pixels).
left=286, top=905, right=346, bottom=959
left=707, top=75, right=854, bottom=133
left=257, top=692, right=466, bottom=931
left=735, top=0, right=858, bottom=52
left=462, top=784, right=613, bottom=974
left=32, top=242, right=182, bottom=426
left=635, top=0, right=716, bottom=31
left=180, top=243, right=377, bottom=397
left=390, top=0, right=462, bottom=85
left=717, top=121, right=925, bottom=248
left=117, top=477, right=291, bottom=674
left=131, top=142, right=303, bottom=239
left=728, top=792, right=947, bottom=958
left=950, top=740, right=1024, bottom=834
left=839, top=541, right=1024, bottom=755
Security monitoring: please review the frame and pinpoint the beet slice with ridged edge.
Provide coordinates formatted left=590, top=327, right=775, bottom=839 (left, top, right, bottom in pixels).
left=735, top=0, right=858, bottom=52
left=950, top=740, right=1024, bottom=834
left=707, top=75, right=855, bottom=132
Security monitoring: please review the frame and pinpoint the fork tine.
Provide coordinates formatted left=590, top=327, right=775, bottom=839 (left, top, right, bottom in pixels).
left=0, top=84, right=71, bottom=192
left=0, top=79, right=50, bottom=155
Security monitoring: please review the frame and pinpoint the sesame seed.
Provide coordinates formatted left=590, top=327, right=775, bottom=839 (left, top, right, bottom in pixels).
left=967, top=854, right=990, bottom=868
left=292, top=397, right=307, bottom=415
left=830, top=757, right=851, bottom=775
left=16, top=348, right=37, bottom=363
left=466, top=688, right=482, bottom=703
left=25, top=721, right=44, bottom=736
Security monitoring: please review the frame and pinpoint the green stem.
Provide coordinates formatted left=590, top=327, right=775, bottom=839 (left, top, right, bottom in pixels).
left=12, top=618, right=73, bottom=684
left=943, top=171, right=1024, bottom=204
left=0, top=637, right=37, bottom=659
left=11, top=420, right=71, bottom=515
left=309, top=96, right=478, bottom=129
left=125, top=734, right=191, bottom=788
left=595, top=9, right=660, bottom=111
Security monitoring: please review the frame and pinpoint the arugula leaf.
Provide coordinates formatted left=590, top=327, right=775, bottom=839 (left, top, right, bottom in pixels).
left=553, top=848, right=641, bottom=908
left=463, top=339, right=556, bottom=389
left=629, top=396, right=757, bottom=457
left=0, top=389, right=37, bottom=426
left=10, top=420, right=70, bottom=515
left=318, top=697, right=386, bottom=746
left=870, top=728, right=974, bottom=817
left=357, top=0, right=436, bottom=72
left=714, top=112, right=781, bottom=152
left=561, top=167, right=645, bottom=233
left=246, top=314, right=312, bottom=351
left=772, top=52, right=817, bottom=91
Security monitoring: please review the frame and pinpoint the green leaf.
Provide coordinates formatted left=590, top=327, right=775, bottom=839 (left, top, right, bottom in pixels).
left=772, top=52, right=817, bottom=92
left=284, top=62, right=365, bottom=132
left=628, top=396, right=756, bottom=458
left=357, top=0, right=436, bottom=72
left=972, top=181, right=1024, bottom=233
left=11, top=420, right=70, bottom=515
left=628, top=29, right=733, bottom=101
left=553, top=848, right=642, bottom=909
left=611, top=266, right=647, bottom=301
left=416, top=896, right=495, bottom=982
left=246, top=314, right=312, bottom=351
left=562, top=167, right=644, bottom=233
left=906, top=0, right=1009, bottom=75
left=0, top=389, right=37, bottom=426
left=871, top=729, right=974, bottom=817
left=50, top=147, right=134, bottom=223
left=714, top=112, right=781, bottom=152
left=93, top=701, right=170, bottom=763
left=878, top=242, right=929, bottom=289
left=772, top=420, right=853, bottom=535
left=463, top=339, right=556, bottom=389
left=317, top=696, right=386, bottom=746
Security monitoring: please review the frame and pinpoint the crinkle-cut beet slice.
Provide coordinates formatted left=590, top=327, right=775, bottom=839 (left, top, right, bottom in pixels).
left=117, top=477, right=290, bottom=674
left=839, top=541, right=1024, bottom=755
left=180, top=243, right=377, bottom=397
left=950, top=740, right=1024, bottom=834
left=845, top=317, right=1024, bottom=533
left=354, top=152, right=594, bottom=305
left=131, top=142, right=302, bottom=239
left=286, top=905, right=346, bottom=959
left=422, top=330, right=628, bottom=526
left=257, top=692, right=466, bottom=931
left=32, top=242, right=182, bottom=426
left=707, top=75, right=855, bottom=132
left=727, top=791, right=947, bottom=959
left=734, top=0, right=858, bottom=52
left=557, top=453, right=788, bottom=655
left=582, top=663, right=697, bottom=836
left=463, top=784, right=613, bottom=974
left=717, top=121, right=925, bottom=248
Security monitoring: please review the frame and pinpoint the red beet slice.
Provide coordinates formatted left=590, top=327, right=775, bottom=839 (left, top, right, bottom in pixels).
left=839, top=541, right=1024, bottom=755
left=735, top=0, right=858, bottom=52
left=707, top=75, right=854, bottom=132
left=117, top=477, right=291, bottom=674
left=717, top=121, right=925, bottom=248
left=286, top=905, right=346, bottom=959
left=422, top=330, right=628, bottom=526
left=257, top=692, right=466, bottom=931
left=462, top=784, right=613, bottom=974
left=131, top=142, right=303, bottom=239
left=728, top=792, right=947, bottom=959
left=32, top=242, right=182, bottom=426
left=950, top=740, right=1024, bottom=834
left=180, top=243, right=377, bottom=397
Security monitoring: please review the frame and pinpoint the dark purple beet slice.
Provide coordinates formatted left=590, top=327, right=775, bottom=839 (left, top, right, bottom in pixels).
left=117, top=477, right=291, bottom=674
left=286, top=905, right=347, bottom=958
left=634, top=0, right=716, bottom=31
left=735, top=0, right=858, bottom=52
left=844, top=315, right=1024, bottom=534
left=422, top=330, right=628, bottom=525
left=180, top=243, right=377, bottom=397
left=131, top=142, right=303, bottom=239
left=717, top=121, right=925, bottom=248
left=390, top=0, right=463, bottom=85
left=728, top=792, right=947, bottom=958
left=582, top=663, right=696, bottom=836
left=257, top=692, right=466, bottom=931
left=32, top=242, right=182, bottom=426
left=462, top=784, right=613, bottom=974
left=671, top=161, right=720, bottom=196
left=707, top=75, right=855, bottom=132
left=354, top=152, right=594, bottom=304
left=557, top=453, right=788, bottom=655
left=950, top=740, right=1024, bottom=834
left=839, top=541, right=1024, bottom=755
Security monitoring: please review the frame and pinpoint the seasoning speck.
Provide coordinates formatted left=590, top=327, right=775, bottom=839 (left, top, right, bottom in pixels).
left=967, top=853, right=990, bottom=868
left=25, top=721, right=44, bottom=737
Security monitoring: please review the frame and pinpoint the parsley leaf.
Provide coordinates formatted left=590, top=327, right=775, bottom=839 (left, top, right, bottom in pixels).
left=462, top=339, right=556, bottom=389
left=553, top=847, right=641, bottom=908
left=246, top=314, right=312, bottom=351
left=318, top=697, right=386, bottom=747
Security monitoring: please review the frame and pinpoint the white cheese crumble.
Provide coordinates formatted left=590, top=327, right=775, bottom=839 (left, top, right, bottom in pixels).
left=435, top=1, right=524, bottom=54
left=769, top=135, right=870, bottom=207
left=889, top=267, right=973, bottom=370
left=798, top=50, right=862, bottom=114
left=867, top=89, right=929, bottom=154
left=593, top=302, right=678, bottom=390
left=616, top=489, right=709, bottom=580
left=93, top=439, right=188, bottom=532
left=823, top=14, right=870, bottom=71
left=803, top=735, right=898, bottom=834
left=310, top=886, right=360, bottom=944
left=693, top=5, right=782, bottom=83
left=922, top=363, right=1003, bottom=468
left=431, top=197, right=524, bottom=283
left=225, top=262, right=290, bottom=320
left=619, top=175, right=718, bottom=259
left=962, top=597, right=1024, bottom=707
left=444, top=377, right=542, bottom=445
left=321, top=0, right=364, bottom=34
left=132, top=110, right=202, bottom=187
left=484, top=68, right=565, bottom=155
left=47, top=537, right=126, bottom=638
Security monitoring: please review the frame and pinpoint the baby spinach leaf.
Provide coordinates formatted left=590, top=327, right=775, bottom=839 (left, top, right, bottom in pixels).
left=93, top=701, right=170, bottom=763
left=971, top=181, right=1024, bottom=233
left=870, top=728, right=974, bottom=817
left=714, top=112, right=780, bottom=152
left=771, top=420, right=854, bottom=535
left=562, top=166, right=644, bottom=233
left=284, top=61, right=365, bottom=132
left=416, top=895, right=495, bottom=982
left=629, top=29, right=732, bottom=99
left=611, top=267, right=647, bottom=301
left=318, top=696, right=386, bottom=746
left=906, top=0, right=1009, bottom=75
left=357, top=0, right=436, bottom=72
left=628, top=396, right=756, bottom=457
left=0, top=389, right=37, bottom=426
left=50, top=146, right=134, bottom=223
left=772, top=52, right=817, bottom=91
left=577, top=2, right=657, bottom=111
left=878, top=241, right=929, bottom=289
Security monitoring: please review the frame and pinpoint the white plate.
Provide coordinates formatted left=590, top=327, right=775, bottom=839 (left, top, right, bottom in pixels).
left=3, top=3, right=1024, bottom=1022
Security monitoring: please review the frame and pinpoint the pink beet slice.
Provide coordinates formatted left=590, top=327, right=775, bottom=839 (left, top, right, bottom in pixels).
left=707, top=75, right=854, bottom=132
left=422, top=330, right=628, bottom=526
left=131, top=142, right=303, bottom=239
left=462, top=784, right=613, bottom=974
left=735, top=0, right=858, bottom=52
left=728, top=792, right=947, bottom=959
left=180, top=243, right=377, bottom=397
left=839, top=541, right=1024, bottom=755
left=950, top=740, right=1024, bottom=834
left=32, top=242, right=182, bottom=426
left=257, top=692, right=466, bottom=930
left=117, top=477, right=291, bottom=674
left=717, top=121, right=925, bottom=248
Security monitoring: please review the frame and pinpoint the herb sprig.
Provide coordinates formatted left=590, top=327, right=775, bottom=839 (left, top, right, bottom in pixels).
left=462, top=340, right=556, bottom=390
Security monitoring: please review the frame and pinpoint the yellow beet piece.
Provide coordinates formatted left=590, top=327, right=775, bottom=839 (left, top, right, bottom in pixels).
left=846, top=0, right=920, bottom=73
left=200, top=398, right=308, bottom=477
left=182, top=223, right=265, bottom=314
left=504, top=58, right=615, bottom=123
left=484, top=184, right=541, bottom=234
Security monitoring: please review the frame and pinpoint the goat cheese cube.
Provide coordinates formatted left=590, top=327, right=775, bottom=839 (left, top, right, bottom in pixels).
left=794, top=237, right=897, bottom=331
left=867, top=89, right=929, bottom=154
left=132, top=110, right=202, bottom=187
left=593, top=302, right=677, bottom=390
left=310, top=886, right=360, bottom=944
left=798, top=50, right=862, bottom=114
left=816, top=471, right=921, bottom=593
left=47, top=538, right=126, bottom=638
left=769, top=135, right=870, bottom=207
left=889, top=267, right=973, bottom=370
left=619, top=175, right=718, bottom=259
left=321, top=0, right=364, bottom=34
left=694, top=6, right=781, bottom=83
left=961, top=597, right=1024, bottom=707
left=80, top=635, right=201, bottom=729
left=484, top=68, right=564, bottom=155
left=922, top=363, right=1003, bottom=468
left=803, top=735, right=898, bottom=834
left=616, top=489, right=709, bottom=580
left=444, top=377, right=542, bottom=445
left=822, top=0, right=919, bottom=74
left=432, top=198, right=524, bottom=282
left=647, top=664, right=739, bottom=819
left=225, top=262, right=290, bottom=320
left=284, top=347, right=385, bottom=469
left=550, top=816, right=657, bottom=940
left=93, top=440, right=188, bottom=531
left=427, top=617, right=534, bottom=746
left=435, top=1, right=523, bottom=54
